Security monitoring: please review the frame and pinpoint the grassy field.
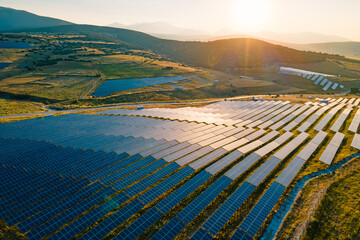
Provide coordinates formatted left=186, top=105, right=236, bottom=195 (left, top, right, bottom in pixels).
left=303, top=166, right=360, bottom=240
left=0, top=99, right=45, bottom=116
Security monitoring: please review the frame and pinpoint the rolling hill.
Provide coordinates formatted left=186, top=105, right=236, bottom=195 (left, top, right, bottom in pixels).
left=14, top=24, right=328, bottom=70
left=0, top=6, right=73, bottom=32
left=0, top=6, right=341, bottom=71
left=290, top=42, right=360, bottom=59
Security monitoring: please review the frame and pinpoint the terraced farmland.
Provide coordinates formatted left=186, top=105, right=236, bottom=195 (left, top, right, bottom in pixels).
left=0, top=97, right=359, bottom=240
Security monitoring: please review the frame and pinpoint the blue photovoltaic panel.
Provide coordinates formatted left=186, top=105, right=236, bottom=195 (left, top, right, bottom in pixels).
left=240, top=182, right=286, bottom=237
left=48, top=193, right=129, bottom=240
left=0, top=177, right=75, bottom=218
left=18, top=182, right=103, bottom=232
left=191, top=228, right=213, bottom=240
left=150, top=218, right=185, bottom=240
left=156, top=170, right=211, bottom=213
left=0, top=172, right=62, bottom=208
left=114, top=207, right=163, bottom=240
left=100, top=155, right=150, bottom=185
left=79, top=199, right=144, bottom=240
left=201, top=181, right=256, bottom=236
left=26, top=187, right=115, bottom=240
left=0, top=174, right=61, bottom=208
left=111, top=159, right=167, bottom=191
left=124, top=162, right=180, bottom=197
left=139, top=166, right=194, bottom=205
left=86, top=153, right=132, bottom=182
left=5, top=178, right=90, bottom=226
left=230, top=229, right=253, bottom=240
left=246, top=156, right=281, bottom=186
left=177, top=175, right=232, bottom=224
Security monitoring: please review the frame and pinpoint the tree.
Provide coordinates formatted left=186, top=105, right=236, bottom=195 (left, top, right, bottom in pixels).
left=350, top=87, right=359, bottom=94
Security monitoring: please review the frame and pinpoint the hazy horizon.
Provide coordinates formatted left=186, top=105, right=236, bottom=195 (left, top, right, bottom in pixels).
left=2, top=0, right=360, bottom=41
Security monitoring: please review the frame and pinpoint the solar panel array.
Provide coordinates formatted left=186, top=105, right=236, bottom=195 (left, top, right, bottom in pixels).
left=0, top=97, right=358, bottom=240
left=280, top=67, right=342, bottom=91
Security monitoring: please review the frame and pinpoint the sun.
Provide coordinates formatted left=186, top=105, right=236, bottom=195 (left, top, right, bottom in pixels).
left=231, top=0, right=270, bottom=32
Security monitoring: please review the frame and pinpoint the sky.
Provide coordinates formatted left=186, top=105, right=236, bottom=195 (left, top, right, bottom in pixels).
left=2, top=0, right=360, bottom=41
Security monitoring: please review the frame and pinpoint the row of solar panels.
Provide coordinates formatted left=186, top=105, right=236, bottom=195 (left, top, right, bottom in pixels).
left=280, top=69, right=344, bottom=91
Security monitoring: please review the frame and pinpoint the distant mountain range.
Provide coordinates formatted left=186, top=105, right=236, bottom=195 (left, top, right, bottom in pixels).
left=0, top=6, right=73, bottom=32
left=287, top=42, right=360, bottom=59
left=108, top=22, right=208, bottom=37
left=108, top=22, right=350, bottom=44
left=0, top=6, right=357, bottom=60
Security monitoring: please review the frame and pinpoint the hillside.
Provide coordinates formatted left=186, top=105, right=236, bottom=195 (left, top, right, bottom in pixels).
left=0, top=6, right=73, bottom=32
left=17, top=24, right=329, bottom=70
left=292, top=42, right=360, bottom=59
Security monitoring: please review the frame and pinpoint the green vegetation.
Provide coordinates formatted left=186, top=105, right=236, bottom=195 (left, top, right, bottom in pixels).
left=0, top=220, right=26, bottom=240
left=303, top=167, right=360, bottom=240
left=0, top=99, right=44, bottom=116
left=350, top=86, right=359, bottom=94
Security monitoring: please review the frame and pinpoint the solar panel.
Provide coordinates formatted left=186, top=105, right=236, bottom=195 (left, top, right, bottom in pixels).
left=354, top=99, right=360, bottom=106
left=99, top=155, right=152, bottom=185
left=314, top=106, right=343, bottom=131
left=5, top=178, right=91, bottom=226
left=351, top=134, right=360, bottom=150
left=114, top=207, right=163, bottom=240
left=311, top=75, right=319, bottom=81
left=150, top=218, right=185, bottom=240
left=177, top=175, right=232, bottom=224
left=348, top=108, right=360, bottom=133
left=201, top=181, right=256, bottom=236
left=18, top=181, right=103, bottom=232
left=156, top=170, right=211, bottom=213
left=48, top=193, right=129, bottom=240
left=230, top=229, right=253, bottom=240
left=240, top=182, right=286, bottom=237
left=273, top=133, right=309, bottom=160
left=223, top=138, right=250, bottom=152
left=225, top=153, right=262, bottom=180
left=276, top=157, right=306, bottom=187
left=314, top=76, right=324, bottom=85
left=330, top=108, right=352, bottom=132
left=323, top=81, right=333, bottom=91
left=110, top=159, right=167, bottom=191
left=26, top=186, right=115, bottom=239
left=332, top=83, right=339, bottom=90
left=319, top=132, right=344, bottom=165
left=79, top=199, right=144, bottom=240
left=205, top=150, right=244, bottom=175
left=138, top=166, right=194, bottom=204
left=164, top=144, right=201, bottom=162
left=152, top=142, right=190, bottom=159
left=123, top=162, right=180, bottom=197
left=246, top=156, right=281, bottom=186
left=320, top=78, right=328, bottom=86
left=189, top=148, right=227, bottom=170
left=0, top=177, right=75, bottom=219
left=191, top=228, right=213, bottom=240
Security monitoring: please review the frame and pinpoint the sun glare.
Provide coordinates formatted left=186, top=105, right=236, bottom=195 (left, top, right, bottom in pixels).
left=231, top=0, right=270, bottom=32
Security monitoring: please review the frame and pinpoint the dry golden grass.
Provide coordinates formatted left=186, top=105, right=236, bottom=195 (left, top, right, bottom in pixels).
left=0, top=99, right=45, bottom=116
left=0, top=76, right=46, bottom=86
